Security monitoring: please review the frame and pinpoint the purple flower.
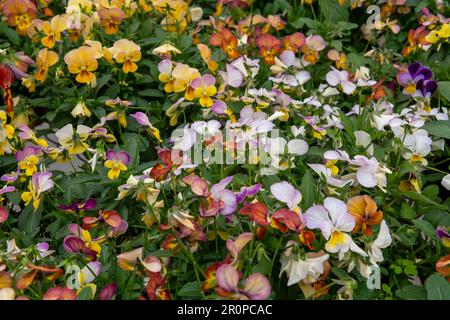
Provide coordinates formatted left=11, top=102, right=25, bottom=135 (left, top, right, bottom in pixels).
left=397, top=62, right=437, bottom=98
left=59, top=198, right=96, bottom=212
left=210, top=176, right=237, bottom=216
left=236, top=184, right=261, bottom=203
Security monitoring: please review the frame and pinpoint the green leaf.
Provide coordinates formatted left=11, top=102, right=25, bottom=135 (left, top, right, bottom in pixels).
left=422, top=120, right=450, bottom=139
left=400, top=203, right=416, bottom=220
left=299, top=170, right=316, bottom=210
left=425, top=274, right=450, bottom=300
left=401, top=191, right=450, bottom=213
left=77, top=286, right=95, bottom=300
left=396, top=285, right=427, bottom=300
left=0, top=23, right=20, bottom=46
left=18, top=205, right=42, bottom=234
left=438, top=81, right=450, bottom=102
left=123, top=133, right=140, bottom=168
left=138, top=88, right=164, bottom=98
left=413, top=219, right=439, bottom=241
left=177, top=281, right=202, bottom=298
left=319, top=0, right=349, bottom=23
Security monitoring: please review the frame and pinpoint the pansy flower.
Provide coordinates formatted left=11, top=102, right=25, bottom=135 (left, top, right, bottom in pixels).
left=256, top=34, right=281, bottom=65
left=282, top=32, right=305, bottom=53
left=104, top=150, right=130, bottom=180
left=59, top=198, right=96, bottom=213
left=397, top=62, right=437, bottom=99
left=64, top=46, right=99, bottom=84
left=130, top=112, right=162, bottom=142
left=98, top=7, right=126, bottom=35
left=16, top=146, right=42, bottom=176
left=43, top=286, right=77, bottom=300
left=209, top=28, right=240, bottom=60
left=191, top=74, right=217, bottom=107
left=305, top=197, right=367, bottom=260
left=347, top=195, right=383, bottom=237
left=55, top=124, right=92, bottom=155
left=300, top=35, right=326, bottom=65
left=17, top=125, right=48, bottom=147
left=35, top=48, right=59, bottom=83
left=0, top=65, right=14, bottom=116
left=40, top=15, right=67, bottom=48
left=215, top=264, right=271, bottom=300
left=1, top=0, right=37, bottom=36
left=110, top=39, right=141, bottom=73
left=21, top=172, right=54, bottom=210
left=63, top=224, right=103, bottom=259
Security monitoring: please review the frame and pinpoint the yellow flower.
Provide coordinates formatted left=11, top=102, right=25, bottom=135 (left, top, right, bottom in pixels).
left=191, top=75, right=217, bottom=107
left=64, top=46, right=99, bottom=84
left=104, top=150, right=130, bottom=180
left=110, top=39, right=141, bottom=73
left=425, top=23, right=450, bottom=44
left=35, top=48, right=59, bottom=83
left=325, top=160, right=339, bottom=175
left=41, top=15, right=67, bottom=48
left=152, top=43, right=181, bottom=56
left=55, top=124, right=92, bottom=155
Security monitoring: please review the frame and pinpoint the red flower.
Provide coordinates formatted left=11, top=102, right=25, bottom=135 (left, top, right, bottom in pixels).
left=239, top=202, right=269, bottom=225
left=209, top=28, right=240, bottom=60
left=0, top=65, right=14, bottom=115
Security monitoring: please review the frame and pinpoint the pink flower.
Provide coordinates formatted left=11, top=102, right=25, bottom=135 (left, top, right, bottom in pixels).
left=215, top=264, right=271, bottom=300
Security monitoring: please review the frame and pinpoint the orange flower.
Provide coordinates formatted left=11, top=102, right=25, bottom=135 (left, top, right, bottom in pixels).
left=209, top=28, right=240, bottom=60
left=256, top=34, right=281, bottom=65
left=98, top=7, right=126, bottom=35
left=436, top=255, right=450, bottom=277
left=64, top=46, right=99, bottom=84
left=347, top=195, right=383, bottom=237
left=35, top=48, right=59, bottom=82
left=2, top=0, right=37, bottom=36
left=283, top=32, right=305, bottom=53
left=403, top=27, right=430, bottom=57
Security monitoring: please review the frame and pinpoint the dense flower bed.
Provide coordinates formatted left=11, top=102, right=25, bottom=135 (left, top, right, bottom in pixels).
left=0, top=0, right=449, bottom=300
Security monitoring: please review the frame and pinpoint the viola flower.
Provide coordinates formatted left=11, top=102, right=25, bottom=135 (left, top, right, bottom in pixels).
left=347, top=195, right=383, bottom=237
left=152, top=43, right=182, bottom=57
left=256, top=34, right=282, bottom=65
left=66, top=261, right=102, bottom=297
left=40, top=15, right=67, bottom=48
left=280, top=245, right=329, bottom=286
left=270, top=181, right=302, bottom=212
left=348, top=155, right=392, bottom=191
left=16, top=146, right=42, bottom=176
left=0, top=206, right=8, bottom=224
left=209, top=28, right=240, bottom=60
left=1, top=0, right=37, bottom=36
left=235, top=183, right=261, bottom=203
left=191, top=74, right=217, bottom=107
left=436, top=255, right=450, bottom=278
left=300, top=35, right=326, bottom=65
left=98, top=7, right=126, bottom=35
left=35, top=48, right=59, bottom=83
left=99, top=283, right=118, bottom=300
left=58, top=198, right=96, bottom=213
left=215, top=264, right=271, bottom=300
left=64, top=46, right=99, bottom=84
left=326, top=67, right=356, bottom=95
left=0, top=110, right=14, bottom=155
left=130, top=112, right=162, bottom=142
left=368, top=220, right=392, bottom=265
left=282, top=32, right=305, bottom=53
left=402, top=129, right=432, bottom=166
left=105, top=97, right=133, bottom=128
left=397, top=62, right=437, bottom=99
left=425, top=23, right=450, bottom=44
left=110, top=39, right=141, bottom=73
left=43, top=286, right=77, bottom=300
left=305, top=197, right=367, bottom=260
left=63, top=224, right=103, bottom=259
left=0, top=65, right=14, bottom=116
left=21, top=172, right=54, bottom=210
left=197, top=43, right=218, bottom=73
left=104, top=150, right=131, bottom=180
left=17, top=125, right=48, bottom=147
left=437, top=226, right=450, bottom=248
left=239, top=202, right=269, bottom=225
left=403, top=26, right=431, bottom=56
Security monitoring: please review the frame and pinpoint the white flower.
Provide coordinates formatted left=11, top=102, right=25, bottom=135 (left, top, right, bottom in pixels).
left=326, top=67, right=356, bottom=95
left=441, top=174, right=450, bottom=191
left=368, top=220, right=392, bottom=265
left=349, top=156, right=391, bottom=191
left=305, top=197, right=367, bottom=260
left=280, top=251, right=329, bottom=286
left=270, top=181, right=302, bottom=212
left=402, top=129, right=432, bottom=166
left=308, top=164, right=354, bottom=188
